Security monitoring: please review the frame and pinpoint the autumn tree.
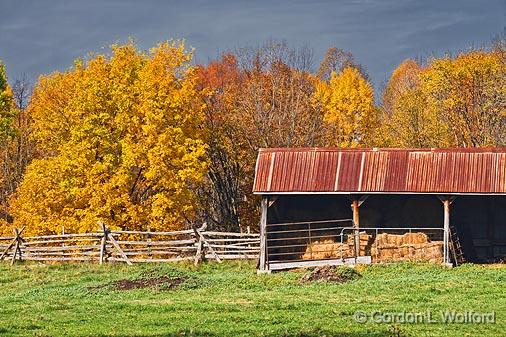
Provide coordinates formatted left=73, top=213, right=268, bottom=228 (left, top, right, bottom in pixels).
left=317, top=47, right=369, bottom=82
left=197, top=41, right=328, bottom=231
left=6, top=42, right=208, bottom=235
left=0, top=61, right=15, bottom=141
left=196, top=54, right=248, bottom=231
left=377, top=59, right=450, bottom=147
left=0, top=73, right=35, bottom=224
left=0, top=60, right=16, bottom=223
left=234, top=40, right=324, bottom=149
left=421, top=50, right=506, bottom=146
left=378, top=47, right=505, bottom=148
left=314, top=66, right=377, bottom=147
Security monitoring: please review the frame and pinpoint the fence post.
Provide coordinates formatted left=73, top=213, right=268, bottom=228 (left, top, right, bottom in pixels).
left=193, top=223, right=205, bottom=265
left=0, top=226, right=25, bottom=260
left=147, top=225, right=152, bottom=259
left=10, top=227, right=25, bottom=265
left=105, top=226, right=132, bottom=265
left=195, top=223, right=222, bottom=263
left=61, top=226, right=65, bottom=258
left=99, top=222, right=108, bottom=265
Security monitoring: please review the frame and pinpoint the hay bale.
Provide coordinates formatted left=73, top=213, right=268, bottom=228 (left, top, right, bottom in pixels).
left=302, top=240, right=350, bottom=260
left=346, top=232, right=372, bottom=246
left=377, top=245, right=396, bottom=260
left=372, top=233, right=442, bottom=263
left=402, top=232, right=429, bottom=245
left=373, top=233, right=388, bottom=246
left=375, top=233, right=404, bottom=246
left=399, top=245, right=414, bottom=258
left=345, top=232, right=372, bottom=257
left=424, top=241, right=443, bottom=261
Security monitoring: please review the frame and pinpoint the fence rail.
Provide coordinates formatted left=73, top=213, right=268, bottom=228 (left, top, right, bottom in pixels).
left=0, top=223, right=260, bottom=265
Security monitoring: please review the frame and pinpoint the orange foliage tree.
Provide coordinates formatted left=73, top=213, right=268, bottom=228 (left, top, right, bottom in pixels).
left=196, top=42, right=374, bottom=230
left=197, top=41, right=331, bottom=231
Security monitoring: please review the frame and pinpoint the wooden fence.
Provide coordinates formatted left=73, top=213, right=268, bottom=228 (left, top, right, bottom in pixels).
left=0, top=224, right=260, bottom=265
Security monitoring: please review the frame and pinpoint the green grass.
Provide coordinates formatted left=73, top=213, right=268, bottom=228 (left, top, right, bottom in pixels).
left=0, top=261, right=504, bottom=337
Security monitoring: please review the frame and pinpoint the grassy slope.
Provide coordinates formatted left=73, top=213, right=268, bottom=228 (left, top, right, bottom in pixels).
left=0, top=261, right=504, bottom=337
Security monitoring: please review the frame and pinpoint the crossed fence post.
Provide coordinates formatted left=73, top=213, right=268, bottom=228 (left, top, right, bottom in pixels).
left=192, top=222, right=222, bottom=265
left=0, top=227, right=25, bottom=265
left=98, top=221, right=132, bottom=265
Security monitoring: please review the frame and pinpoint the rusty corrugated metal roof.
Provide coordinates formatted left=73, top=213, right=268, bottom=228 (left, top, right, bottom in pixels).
left=253, top=148, right=506, bottom=194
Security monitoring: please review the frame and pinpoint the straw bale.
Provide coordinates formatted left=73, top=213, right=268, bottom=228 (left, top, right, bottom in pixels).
left=402, top=232, right=429, bottom=245
left=302, top=240, right=350, bottom=260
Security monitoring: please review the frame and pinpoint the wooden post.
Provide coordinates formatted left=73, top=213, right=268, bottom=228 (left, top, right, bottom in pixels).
left=443, top=199, right=450, bottom=265
left=258, top=196, right=269, bottom=273
left=98, top=221, right=132, bottom=265
left=10, top=228, right=20, bottom=265
left=99, top=222, right=107, bottom=265
left=202, top=231, right=222, bottom=263
left=193, top=223, right=205, bottom=266
left=61, top=226, right=65, bottom=258
left=0, top=237, right=17, bottom=261
left=147, top=225, right=152, bottom=260
left=438, top=196, right=455, bottom=266
left=352, top=199, right=360, bottom=258
left=109, top=234, right=133, bottom=265
left=10, top=228, right=24, bottom=265
left=0, top=226, right=24, bottom=261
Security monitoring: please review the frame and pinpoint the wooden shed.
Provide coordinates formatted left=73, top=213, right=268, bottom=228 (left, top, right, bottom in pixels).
left=253, top=148, right=506, bottom=271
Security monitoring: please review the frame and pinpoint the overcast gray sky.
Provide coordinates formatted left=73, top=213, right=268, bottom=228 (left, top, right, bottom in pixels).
left=0, top=0, right=504, bottom=90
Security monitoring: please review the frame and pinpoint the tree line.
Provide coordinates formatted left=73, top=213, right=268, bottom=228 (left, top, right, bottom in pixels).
left=0, top=37, right=504, bottom=235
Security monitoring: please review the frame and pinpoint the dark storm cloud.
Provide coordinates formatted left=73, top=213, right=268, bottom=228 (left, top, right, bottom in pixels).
left=0, top=0, right=504, bottom=90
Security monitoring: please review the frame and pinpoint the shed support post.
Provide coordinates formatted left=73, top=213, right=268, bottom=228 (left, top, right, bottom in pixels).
left=443, top=199, right=450, bottom=265
left=352, top=199, right=360, bottom=258
left=438, top=196, right=455, bottom=266
left=350, top=196, right=368, bottom=259
left=258, top=196, right=270, bottom=273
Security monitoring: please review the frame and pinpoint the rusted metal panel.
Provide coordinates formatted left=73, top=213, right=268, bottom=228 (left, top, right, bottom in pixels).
left=384, top=150, right=408, bottom=191
left=337, top=151, right=362, bottom=191
left=253, top=148, right=506, bottom=194
left=253, top=151, right=272, bottom=192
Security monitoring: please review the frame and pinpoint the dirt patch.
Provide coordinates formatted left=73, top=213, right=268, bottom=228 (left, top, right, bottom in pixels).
left=90, top=276, right=186, bottom=291
left=299, top=265, right=361, bottom=284
left=113, top=276, right=185, bottom=290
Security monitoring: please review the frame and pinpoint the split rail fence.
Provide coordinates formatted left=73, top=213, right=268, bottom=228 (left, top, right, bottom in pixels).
left=0, top=224, right=260, bottom=265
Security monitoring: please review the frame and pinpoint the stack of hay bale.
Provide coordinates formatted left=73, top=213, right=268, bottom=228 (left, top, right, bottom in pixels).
left=302, top=232, right=372, bottom=260
left=371, top=232, right=443, bottom=263
left=346, top=232, right=373, bottom=257
left=302, top=239, right=348, bottom=260
left=301, top=231, right=443, bottom=263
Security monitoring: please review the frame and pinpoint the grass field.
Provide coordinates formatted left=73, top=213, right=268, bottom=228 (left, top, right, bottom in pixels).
left=0, top=261, right=505, bottom=337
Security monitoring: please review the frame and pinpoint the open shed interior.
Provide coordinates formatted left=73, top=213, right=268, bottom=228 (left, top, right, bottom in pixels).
left=266, top=194, right=506, bottom=264
left=254, top=148, right=506, bottom=270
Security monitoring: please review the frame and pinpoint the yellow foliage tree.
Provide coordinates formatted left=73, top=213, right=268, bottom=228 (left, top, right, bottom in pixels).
left=7, top=41, right=208, bottom=235
left=421, top=50, right=506, bottom=146
left=377, top=59, right=450, bottom=147
left=0, top=61, right=14, bottom=141
left=314, top=67, right=377, bottom=147
left=0, top=60, right=15, bottom=225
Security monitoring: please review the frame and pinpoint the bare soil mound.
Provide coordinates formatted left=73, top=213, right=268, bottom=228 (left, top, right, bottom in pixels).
left=89, top=276, right=187, bottom=291
left=112, top=276, right=185, bottom=290
left=300, top=265, right=360, bottom=284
